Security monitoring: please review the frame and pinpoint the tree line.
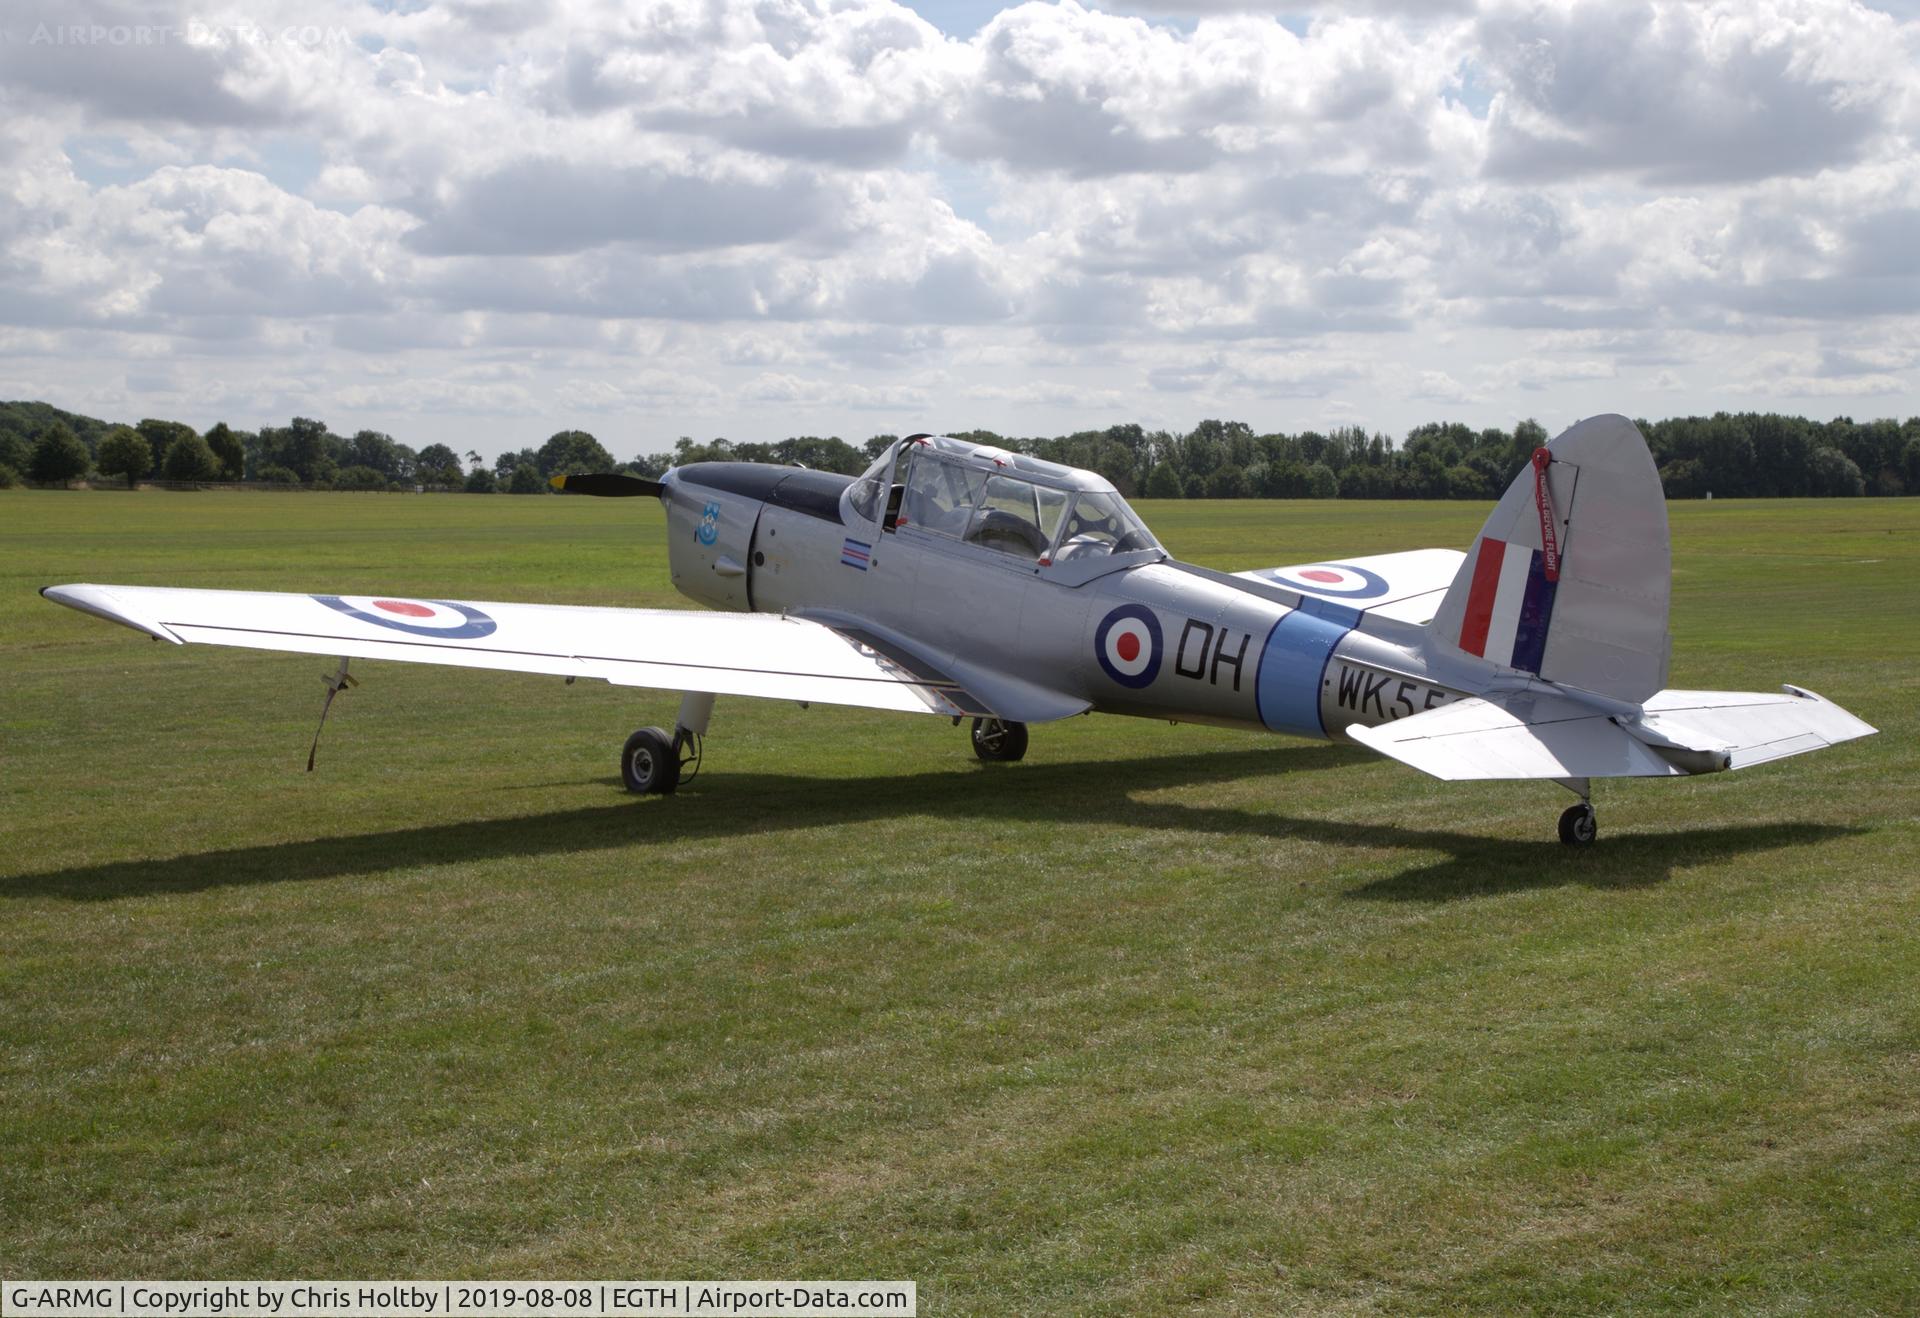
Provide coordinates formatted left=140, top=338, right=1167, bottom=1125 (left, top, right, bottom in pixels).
left=3, top=400, right=1917, bottom=499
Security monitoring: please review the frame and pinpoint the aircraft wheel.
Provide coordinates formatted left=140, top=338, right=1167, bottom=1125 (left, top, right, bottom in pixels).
left=971, top=718, right=1028, bottom=763
left=1558, top=802, right=1597, bottom=846
left=622, top=726, right=681, bottom=795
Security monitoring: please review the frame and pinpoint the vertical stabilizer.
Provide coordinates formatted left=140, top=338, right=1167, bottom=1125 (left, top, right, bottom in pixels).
left=1429, top=414, right=1670, bottom=702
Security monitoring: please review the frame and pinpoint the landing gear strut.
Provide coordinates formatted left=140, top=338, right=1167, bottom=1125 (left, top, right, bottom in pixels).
left=1555, top=776, right=1596, bottom=846
left=971, top=717, right=1028, bottom=762
left=622, top=692, right=714, bottom=795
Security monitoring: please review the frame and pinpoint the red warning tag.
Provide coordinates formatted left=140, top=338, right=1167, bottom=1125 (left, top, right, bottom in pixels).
left=1532, top=447, right=1561, bottom=583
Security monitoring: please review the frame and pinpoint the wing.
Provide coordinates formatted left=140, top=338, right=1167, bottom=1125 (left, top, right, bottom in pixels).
left=1348, top=684, right=1875, bottom=781
left=1234, top=549, right=1465, bottom=626
left=42, top=582, right=1006, bottom=719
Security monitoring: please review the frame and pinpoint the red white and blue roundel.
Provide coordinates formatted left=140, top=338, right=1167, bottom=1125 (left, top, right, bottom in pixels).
left=312, top=594, right=498, bottom=640
left=1253, top=562, right=1388, bottom=600
left=1095, top=603, right=1162, bottom=688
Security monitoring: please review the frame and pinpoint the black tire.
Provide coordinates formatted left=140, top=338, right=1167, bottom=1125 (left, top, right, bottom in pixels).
left=621, top=726, right=681, bottom=795
left=971, top=718, right=1029, bottom=763
left=1558, top=803, right=1597, bottom=846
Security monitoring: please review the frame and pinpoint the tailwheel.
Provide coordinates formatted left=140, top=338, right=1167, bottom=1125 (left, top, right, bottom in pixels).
left=1558, top=802, right=1597, bottom=846
left=971, top=717, right=1028, bottom=763
left=621, top=726, right=682, bottom=795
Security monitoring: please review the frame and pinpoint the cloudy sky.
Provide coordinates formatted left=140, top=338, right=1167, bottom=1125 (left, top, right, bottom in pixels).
left=2, top=0, right=1917, bottom=460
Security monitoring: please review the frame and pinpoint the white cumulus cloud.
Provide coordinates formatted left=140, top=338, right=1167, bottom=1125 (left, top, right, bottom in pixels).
left=0, top=0, right=1914, bottom=451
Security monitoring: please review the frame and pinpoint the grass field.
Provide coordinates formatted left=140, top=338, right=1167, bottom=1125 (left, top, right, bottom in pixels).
left=2, top=489, right=1916, bottom=1313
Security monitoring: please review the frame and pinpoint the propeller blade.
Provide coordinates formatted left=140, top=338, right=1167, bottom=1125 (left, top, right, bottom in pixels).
left=550, top=472, right=665, bottom=498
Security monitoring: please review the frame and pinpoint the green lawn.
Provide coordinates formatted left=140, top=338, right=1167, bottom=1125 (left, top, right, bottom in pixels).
left=2, top=489, right=1916, bottom=1314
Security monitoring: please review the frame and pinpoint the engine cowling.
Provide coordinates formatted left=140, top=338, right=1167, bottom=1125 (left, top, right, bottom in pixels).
left=662, top=474, right=762, bottom=611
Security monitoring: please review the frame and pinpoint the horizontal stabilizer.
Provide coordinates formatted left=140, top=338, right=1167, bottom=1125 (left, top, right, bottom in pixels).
left=1349, top=690, right=1681, bottom=780
left=1232, top=548, right=1465, bottom=626
left=1638, top=686, right=1878, bottom=770
left=1350, top=685, right=1874, bottom=781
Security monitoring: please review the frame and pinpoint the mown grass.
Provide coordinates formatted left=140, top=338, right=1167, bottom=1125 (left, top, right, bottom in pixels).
left=2, top=488, right=1916, bottom=1314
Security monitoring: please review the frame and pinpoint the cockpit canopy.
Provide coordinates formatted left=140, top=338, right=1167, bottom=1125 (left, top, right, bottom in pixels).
left=843, top=435, right=1162, bottom=571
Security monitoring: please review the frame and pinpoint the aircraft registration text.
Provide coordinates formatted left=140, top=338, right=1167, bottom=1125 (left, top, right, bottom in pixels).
left=1326, top=662, right=1456, bottom=727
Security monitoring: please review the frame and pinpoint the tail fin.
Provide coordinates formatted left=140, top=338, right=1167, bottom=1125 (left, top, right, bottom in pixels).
left=1429, top=414, right=1670, bottom=702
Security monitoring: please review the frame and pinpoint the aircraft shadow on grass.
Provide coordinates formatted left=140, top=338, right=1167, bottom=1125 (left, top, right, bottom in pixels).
left=4, top=745, right=1860, bottom=904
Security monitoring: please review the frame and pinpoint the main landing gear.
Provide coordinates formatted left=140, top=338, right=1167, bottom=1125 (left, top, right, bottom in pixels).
left=621, top=726, right=683, bottom=794
left=623, top=699, right=1031, bottom=793
left=622, top=692, right=714, bottom=795
left=1558, top=803, right=1598, bottom=846
left=1555, top=776, right=1597, bottom=846
left=971, top=717, right=1028, bottom=762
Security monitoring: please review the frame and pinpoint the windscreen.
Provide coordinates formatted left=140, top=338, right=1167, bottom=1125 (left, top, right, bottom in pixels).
left=1053, top=492, right=1160, bottom=560
left=846, top=476, right=883, bottom=522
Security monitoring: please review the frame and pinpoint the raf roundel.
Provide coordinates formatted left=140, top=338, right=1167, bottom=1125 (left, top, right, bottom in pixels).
left=312, top=595, right=499, bottom=640
left=1095, top=603, right=1163, bottom=689
left=1256, top=562, right=1389, bottom=600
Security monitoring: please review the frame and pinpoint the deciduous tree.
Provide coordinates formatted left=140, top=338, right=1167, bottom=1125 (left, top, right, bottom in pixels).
left=97, top=426, right=153, bottom=488
left=333, top=464, right=389, bottom=491
left=203, top=422, right=245, bottom=480
left=162, top=433, right=221, bottom=482
left=415, top=443, right=463, bottom=487
left=536, top=429, right=615, bottom=477
left=1143, top=464, right=1184, bottom=499
left=286, top=417, right=338, bottom=484
left=136, top=419, right=197, bottom=477
left=494, top=448, right=541, bottom=481
left=29, top=423, right=90, bottom=486
left=1809, top=446, right=1865, bottom=497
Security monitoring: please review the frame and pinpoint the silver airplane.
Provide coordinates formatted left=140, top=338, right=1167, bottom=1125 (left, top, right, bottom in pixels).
left=42, top=415, right=1873, bottom=844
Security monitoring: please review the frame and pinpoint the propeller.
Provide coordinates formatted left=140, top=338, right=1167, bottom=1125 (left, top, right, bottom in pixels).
left=549, top=472, right=666, bottom=498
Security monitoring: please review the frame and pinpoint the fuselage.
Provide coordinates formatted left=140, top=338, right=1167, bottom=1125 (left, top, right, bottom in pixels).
left=657, top=440, right=1469, bottom=741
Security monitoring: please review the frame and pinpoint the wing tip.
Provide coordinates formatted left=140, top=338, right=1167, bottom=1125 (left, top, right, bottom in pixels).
left=42, top=583, right=186, bottom=644
left=1780, top=684, right=1879, bottom=738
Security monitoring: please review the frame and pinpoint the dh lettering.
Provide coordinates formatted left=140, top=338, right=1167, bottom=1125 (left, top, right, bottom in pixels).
left=1175, top=619, right=1213, bottom=679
